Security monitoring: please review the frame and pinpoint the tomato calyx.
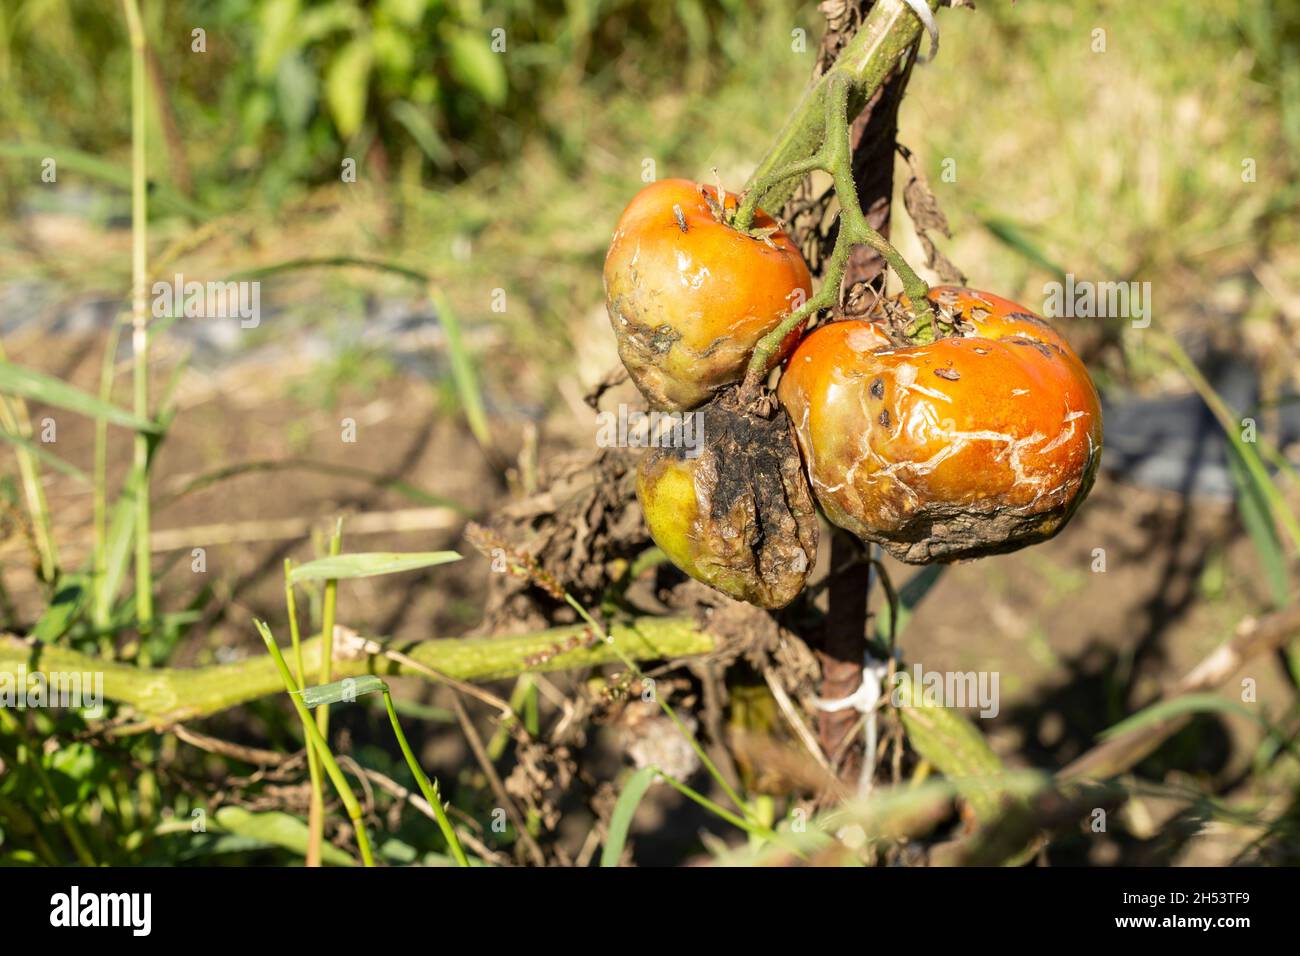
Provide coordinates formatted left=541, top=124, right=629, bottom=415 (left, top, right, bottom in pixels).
left=868, top=295, right=966, bottom=348
left=695, top=183, right=791, bottom=249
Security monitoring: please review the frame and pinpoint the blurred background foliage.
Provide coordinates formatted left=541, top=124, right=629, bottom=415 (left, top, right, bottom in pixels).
left=1, top=0, right=1295, bottom=386
left=0, top=0, right=784, bottom=204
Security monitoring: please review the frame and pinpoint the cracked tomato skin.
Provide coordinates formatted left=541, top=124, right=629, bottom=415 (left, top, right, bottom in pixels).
left=777, top=286, right=1103, bottom=563
left=604, top=178, right=812, bottom=411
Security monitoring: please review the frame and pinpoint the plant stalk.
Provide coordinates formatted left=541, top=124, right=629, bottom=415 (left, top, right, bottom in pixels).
left=256, top=621, right=374, bottom=866
left=93, top=322, right=123, bottom=630
left=310, top=521, right=343, bottom=863
left=0, top=617, right=717, bottom=727
left=121, top=0, right=153, bottom=634
left=382, top=688, right=470, bottom=866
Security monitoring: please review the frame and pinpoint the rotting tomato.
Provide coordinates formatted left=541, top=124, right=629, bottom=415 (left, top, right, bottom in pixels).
left=604, top=178, right=813, bottom=411
left=777, top=286, right=1103, bottom=563
left=635, top=390, right=817, bottom=608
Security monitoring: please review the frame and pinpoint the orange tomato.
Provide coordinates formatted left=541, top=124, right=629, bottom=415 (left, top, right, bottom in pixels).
left=604, top=178, right=812, bottom=410
left=777, top=286, right=1103, bottom=563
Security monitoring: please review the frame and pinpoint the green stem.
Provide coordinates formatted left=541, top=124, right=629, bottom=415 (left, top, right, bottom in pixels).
left=0, top=617, right=716, bottom=727
left=256, top=621, right=374, bottom=867
left=731, top=154, right=826, bottom=233
left=93, top=321, right=122, bottom=631
left=819, top=76, right=935, bottom=338
left=738, top=0, right=943, bottom=221
left=284, top=559, right=326, bottom=867
left=741, top=75, right=935, bottom=391
left=381, top=688, right=470, bottom=866
left=317, top=521, right=344, bottom=701
left=121, top=0, right=152, bottom=634
left=311, top=521, right=343, bottom=862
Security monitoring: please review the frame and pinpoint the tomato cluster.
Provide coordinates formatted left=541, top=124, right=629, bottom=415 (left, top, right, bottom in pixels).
left=604, top=181, right=1103, bottom=607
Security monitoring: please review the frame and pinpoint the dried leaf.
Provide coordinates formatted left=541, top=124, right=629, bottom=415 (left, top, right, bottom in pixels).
left=898, top=143, right=967, bottom=285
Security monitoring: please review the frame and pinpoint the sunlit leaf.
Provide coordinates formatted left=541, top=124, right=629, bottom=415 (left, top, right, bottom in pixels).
left=447, top=28, right=507, bottom=107
left=0, top=361, right=157, bottom=432
left=430, top=289, right=493, bottom=452
left=0, top=427, right=89, bottom=483
left=288, top=550, right=461, bottom=583
left=255, top=0, right=304, bottom=79
left=325, top=38, right=374, bottom=139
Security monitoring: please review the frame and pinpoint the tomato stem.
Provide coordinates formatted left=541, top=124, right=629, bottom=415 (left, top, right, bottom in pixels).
left=731, top=154, right=824, bottom=232
left=740, top=0, right=944, bottom=220
left=740, top=70, right=938, bottom=395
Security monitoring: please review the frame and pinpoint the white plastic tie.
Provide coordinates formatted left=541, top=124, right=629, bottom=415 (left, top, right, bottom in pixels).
left=812, top=661, right=887, bottom=714
left=813, top=659, right=890, bottom=796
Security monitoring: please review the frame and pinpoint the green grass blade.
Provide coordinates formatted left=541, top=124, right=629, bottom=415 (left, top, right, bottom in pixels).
left=0, top=141, right=209, bottom=220
left=1225, top=441, right=1290, bottom=606
left=430, top=289, right=493, bottom=453
left=0, top=360, right=158, bottom=432
left=601, top=766, right=659, bottom=866
left=0, top=427, right=90, bottom=483
left=0, top=342, right=59, bottom=582
left=1161, top=334, right=1300, bottom=552
left=98, top=465, right=143, bottom=622
left=288, top=551, right=462, bottom=583
left=380, top=688, right=470, bottom=866
left=1098, top=693, right=1266, bottom=741
left=157, top=458, right=471, bottom=513
left=256, top=620, right=375, bottom=866
left=977, top=213, right=1067, bottom=280
left=226, top=255, right=429, bottom=285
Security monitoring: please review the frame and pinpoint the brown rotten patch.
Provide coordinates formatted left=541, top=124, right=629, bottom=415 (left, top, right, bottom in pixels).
left=635, top=387, right=818, bottom=608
